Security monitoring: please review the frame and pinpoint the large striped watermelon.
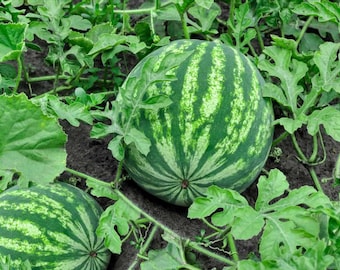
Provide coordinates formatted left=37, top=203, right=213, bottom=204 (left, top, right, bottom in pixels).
left=0, top=182, right=111, bottom=269
left=123, top=39, right=274, bottom=206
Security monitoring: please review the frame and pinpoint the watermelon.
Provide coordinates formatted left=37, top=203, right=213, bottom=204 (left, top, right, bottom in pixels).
left=123, top=39, right=274, bottom=206
left=0, top=182, right=111, bottom=269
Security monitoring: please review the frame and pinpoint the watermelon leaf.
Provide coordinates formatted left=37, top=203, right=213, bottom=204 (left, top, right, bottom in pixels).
left=86, top=175, right=118, bottom=200
left=255, top=169, right=289, bottom=211
left=140, top=243, right=189, bottom=270
left=293, top=1, right=340, bottom=25
left=108, top=135, right=125, bottom=161
left=188, top=169, right=331, bottom=261
left=96, top=199, right=141, bottom=254
left=194, top=0, right=213, bottom=10
left=258, top=46, right=308, bottom=114
left=188, top=2, right=221, bottom=33
left=221, top=2, right=256, bottom=53
left=188, top=185, right=249, bottom=221
left=0, top=169, right=15, bottom=192
left=306, top=106, right=340, bottom=142
left=124, top=128, right=151, bottom=157
left=0, top=94, right=67, bottom=188
left=0, top=23, right=26, bottom=62
left=273, top=117, right=305, bottom=134
left=43, top=95, right=93, bottom=126
left=140, top=95, right=173, bottom=111
left=312, top=42, right=340, bottom=93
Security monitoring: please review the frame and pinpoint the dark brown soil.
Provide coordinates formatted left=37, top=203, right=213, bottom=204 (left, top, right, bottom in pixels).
left=19, top=26, right=340, bottom=270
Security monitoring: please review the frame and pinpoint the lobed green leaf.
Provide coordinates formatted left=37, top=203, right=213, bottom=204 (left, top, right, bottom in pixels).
left=258, top=46, right=308, bottom=114
left=140, top=243, right=188, bottom=270
left=293, top=1, right=340, bottom=25
left=307, top=106, right=340, bottom=142
left=0, top=23, right=26, bottom=62
left=0, top=94, right=67, bottom=188
left=312, top=42, right=340, bottom=93
left=96, top=199, right=140, bottom=254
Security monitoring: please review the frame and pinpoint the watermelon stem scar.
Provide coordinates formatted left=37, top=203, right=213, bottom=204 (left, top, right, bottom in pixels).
left=181, top=179, right=190, bottom=189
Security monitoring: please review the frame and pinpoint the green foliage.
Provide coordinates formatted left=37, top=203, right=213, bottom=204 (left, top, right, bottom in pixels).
left=189, top=169, right=337, bottom=269
left=0, top=22, right=26, bottom=93
left=96, top=199, right=141, bottom=254
left=0, top=94, right=67, bottom=190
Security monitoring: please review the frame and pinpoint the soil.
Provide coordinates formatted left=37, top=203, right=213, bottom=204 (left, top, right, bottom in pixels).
left=17, top=12, right=340, bottom=270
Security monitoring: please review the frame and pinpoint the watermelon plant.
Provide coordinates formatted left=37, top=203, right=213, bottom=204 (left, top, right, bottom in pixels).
left=0, top=182, right=111, bottom=269
left=0, top=0, right=340, bottom=269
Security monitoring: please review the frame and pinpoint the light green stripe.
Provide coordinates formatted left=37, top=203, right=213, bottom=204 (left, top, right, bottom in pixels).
left=0, top=236, right=65, bottom=256
left=0, top=216, right=45, bottom=240
left=192, top=157, right=246, bottom=183
left=200, top=44, right=225, bottom=120
left=129, top=147, right=180, bottom=182
left=186, top=44, right=225, bottom=178
left=248, top=105, right=272, bottom=157
left=180, top=42, right=209, bottom=156
left=155, top=137, right=183, bottom=178
left=76, top=203, right=97, bottom=249
left=186, top=126, right=210, bottom=179
left=148, top=41, right=193, bottom=145
left=222, top=49, right=246, bottom=154
left=0, top=191, right=74, bottom=228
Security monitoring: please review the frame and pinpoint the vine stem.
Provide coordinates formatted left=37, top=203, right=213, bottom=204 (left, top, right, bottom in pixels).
left=290, top=133, right=324, bottom=193
left=291, top=133, right=308, bottom=162
left=309, top=167, right=324, bottom=193
left=128, top=224, right=159, bottom=270
left=295, top=16, right=314, bottom=49
left=255, top=25, right=265, bottom=52
left=179, top=10, right=190, bottom=39
left=272, top=131, right=289, bottom=147
left=13, top=56, right=23, bottom=93
left=309, top=133, right=319, bottom=163
left=227, top=233, right=239, bottom=262
left=64, top=167, right=235, bottom=266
